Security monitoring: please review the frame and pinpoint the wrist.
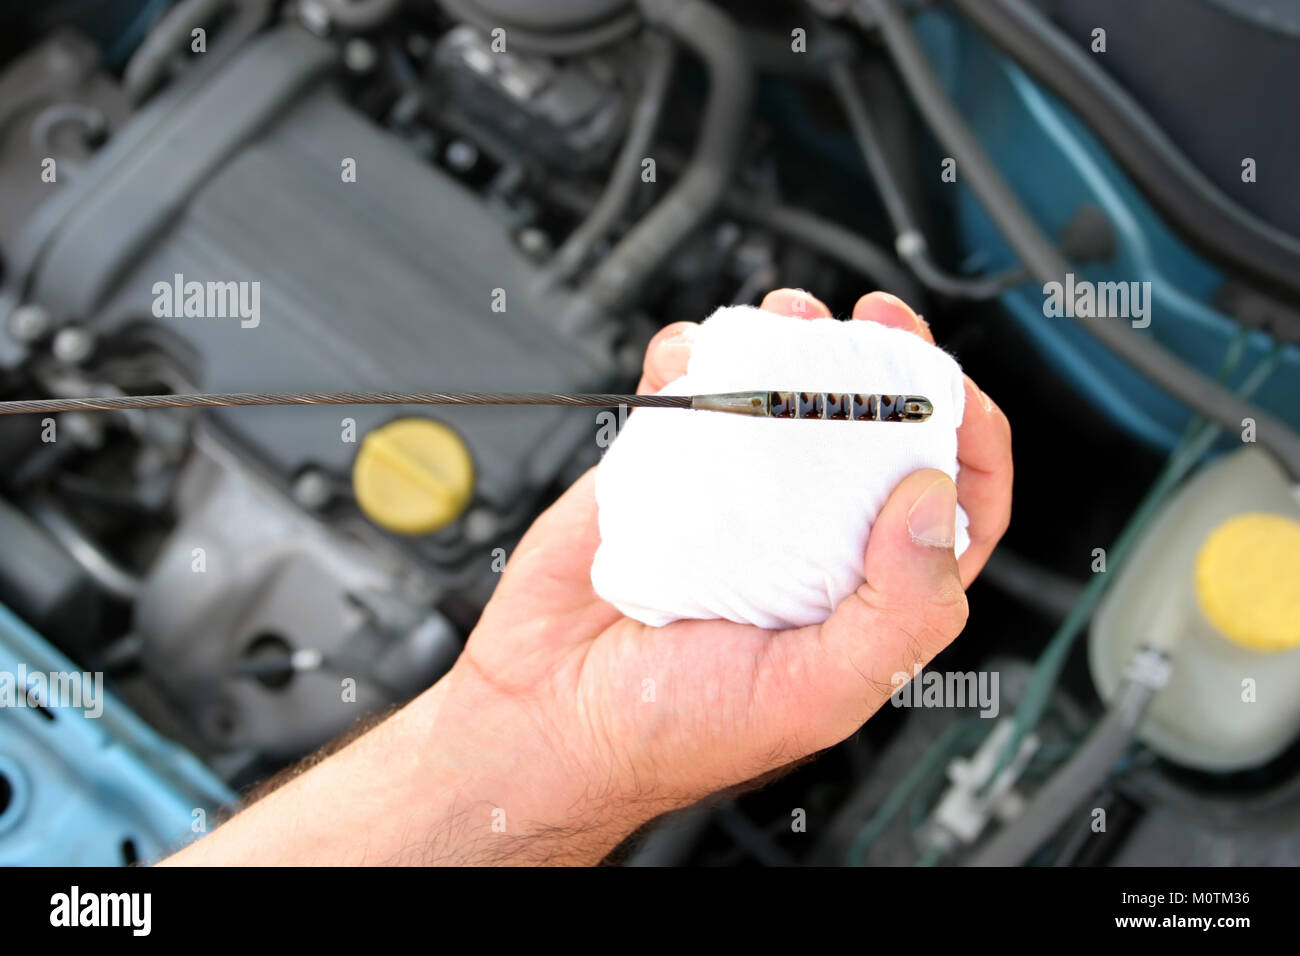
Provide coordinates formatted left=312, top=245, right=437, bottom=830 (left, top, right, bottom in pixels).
left=406, top=660, right=673, bottom=865
left=166, top=661, right=669, bottom=866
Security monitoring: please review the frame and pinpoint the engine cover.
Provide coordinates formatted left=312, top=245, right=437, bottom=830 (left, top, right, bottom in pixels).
left=1, top=25, right=617, bottom=516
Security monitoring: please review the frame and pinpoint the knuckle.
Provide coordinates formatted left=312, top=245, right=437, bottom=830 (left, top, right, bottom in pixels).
left=921, top=578, right=970, bottom=642
left=647, top=321, right=695, bottom=348
left=858, top=576, right=969, bottom=653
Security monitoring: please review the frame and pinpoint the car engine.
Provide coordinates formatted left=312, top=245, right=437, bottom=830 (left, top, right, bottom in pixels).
left=1, top=0, right=1299, bottom=868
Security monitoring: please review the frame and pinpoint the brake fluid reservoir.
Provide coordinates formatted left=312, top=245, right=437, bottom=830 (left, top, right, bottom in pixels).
left=1088, top=448, right=1300, bottom=772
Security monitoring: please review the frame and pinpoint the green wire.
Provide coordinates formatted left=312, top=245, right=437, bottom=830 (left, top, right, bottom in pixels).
left=846, top=718, right=986, bottom=865
left=845, top=332, right=1284, bottom=865
left=915, top=845, right=946, bottom=867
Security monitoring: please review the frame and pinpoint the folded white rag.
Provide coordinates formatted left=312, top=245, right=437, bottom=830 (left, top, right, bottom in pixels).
left=590, top=305, right=969, bottom=630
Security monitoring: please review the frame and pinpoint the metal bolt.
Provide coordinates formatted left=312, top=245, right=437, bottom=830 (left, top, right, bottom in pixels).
left=293, top=468, right=334, bottom=510
left=8, top=304, right=51, bottom=342
left=343, top=38, right=377, bottom=73
left=52, top=326, right=95, bottom=364
left=298, top=0, right=332, bottom=36
left=516, top=227, right=552, bottom=261
left=445, top=139, right=478, bottom=173
left=62, top=411, right=105, bottom=449
left=462, top=507, right=499, bottom=544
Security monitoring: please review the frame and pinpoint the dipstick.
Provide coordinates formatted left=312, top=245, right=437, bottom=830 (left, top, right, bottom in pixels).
left=0, top=390, right=933, bottom=422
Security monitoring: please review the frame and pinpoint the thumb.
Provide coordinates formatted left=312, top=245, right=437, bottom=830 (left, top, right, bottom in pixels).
left=793, top=469, right=969, bottom=740
left=861, top=468, right=966, bottom=632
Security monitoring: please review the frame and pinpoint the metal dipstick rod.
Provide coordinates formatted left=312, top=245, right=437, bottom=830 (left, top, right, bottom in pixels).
left=0, top=390, right=933, bottom=422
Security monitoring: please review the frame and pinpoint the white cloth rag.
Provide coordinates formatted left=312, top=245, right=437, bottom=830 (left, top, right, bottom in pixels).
left=590, top=305, right=969, bottom=630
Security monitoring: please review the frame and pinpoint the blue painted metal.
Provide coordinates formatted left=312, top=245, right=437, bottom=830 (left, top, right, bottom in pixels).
left=0, top=603, right=234, bottom=865
left=920, top=11, right=1300, bottom=452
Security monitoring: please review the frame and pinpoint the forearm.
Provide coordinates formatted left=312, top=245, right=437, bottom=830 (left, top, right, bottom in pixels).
left=162, top=664, right=662, bottom=866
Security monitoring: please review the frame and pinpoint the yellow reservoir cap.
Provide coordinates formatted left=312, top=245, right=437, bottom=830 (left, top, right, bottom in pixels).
left=1195, top=512, right=1300, bottom=653
left=352, top=418, right=474, bottom=535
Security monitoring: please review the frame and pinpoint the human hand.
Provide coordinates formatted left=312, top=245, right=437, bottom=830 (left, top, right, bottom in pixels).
left=165, top=289, right=1012, bottom=866
left=443, top=288, right=1014, bottom=859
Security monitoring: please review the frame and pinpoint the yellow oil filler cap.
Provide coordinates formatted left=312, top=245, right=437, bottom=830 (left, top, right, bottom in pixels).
left=352, top=418, right=474, bottom=535
left=1195, top=512, right=1300, bottom=653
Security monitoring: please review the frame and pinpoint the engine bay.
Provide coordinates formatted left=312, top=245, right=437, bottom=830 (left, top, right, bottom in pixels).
left=1, top=0, right=1300, bottom=867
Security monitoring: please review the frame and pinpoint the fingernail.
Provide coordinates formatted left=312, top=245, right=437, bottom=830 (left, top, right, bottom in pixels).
left=790, top=290, right=815, bottom=314
left=658, top=330, right=694, bottom=367
left=875, top=291, right=918, bottom=319
left=857, top=292, right=923, bottom=331
left=907, top=476, right=957, bottom=549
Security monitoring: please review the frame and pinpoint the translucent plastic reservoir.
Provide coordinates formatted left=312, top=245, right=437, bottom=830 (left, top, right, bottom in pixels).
left=1089, top=448, right=1300, bottom=772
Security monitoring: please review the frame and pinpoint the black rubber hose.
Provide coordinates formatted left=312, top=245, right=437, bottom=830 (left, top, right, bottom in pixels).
left=862, top=0, right=1300, bottom=479
left=828, top=61, right=915, bottom=238
left=949, top=0, right=1300, bottom=306
left=122, top=0, right=275, bottom=103
left=979, top=548, right=1085, bottom=620
left=541, top=31, right=677, bottom=288
left=722, top=194, right=923, bottom=305
left=862, top=0, right=1065, bottom=283
left=123, top=0, right=233, bottom=102
left=828, top=58, right=1025, bottom=300
left=436, top=0, right=642, bottom=55
left=315, top=0, right=403, bottom=31
left=581, top=0, right=754, bottom=312
left=898, top=234, right=1027, bottom=300
left=966, top=672, right=1157, bottom=866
